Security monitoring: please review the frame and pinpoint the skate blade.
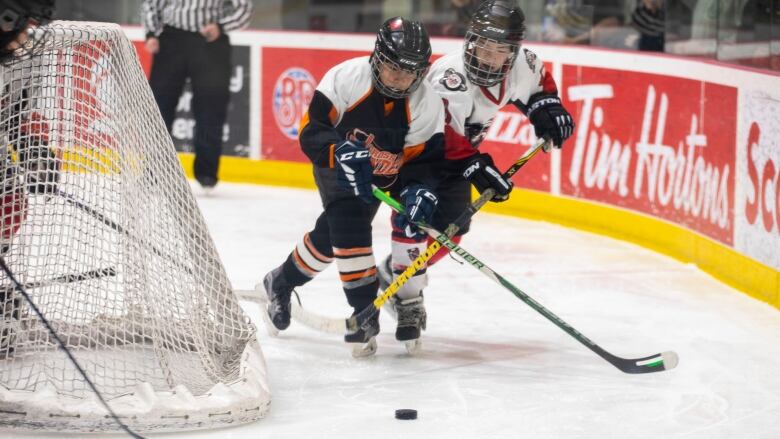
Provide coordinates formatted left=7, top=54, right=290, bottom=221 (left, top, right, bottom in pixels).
left=349, top=337, right=377, bottom=358
left=259, top=309, right=280, bottom=337
left=404, top=339, right=422, bottom=355
left=253, top=282, right=279, bottom=338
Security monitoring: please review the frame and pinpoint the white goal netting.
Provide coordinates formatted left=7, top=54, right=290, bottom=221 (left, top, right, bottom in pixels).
left=0, top=22, right=269, bottom=432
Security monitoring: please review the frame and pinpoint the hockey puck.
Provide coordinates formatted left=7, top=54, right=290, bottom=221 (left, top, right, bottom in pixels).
left=395, top=409, right=417, bottom=420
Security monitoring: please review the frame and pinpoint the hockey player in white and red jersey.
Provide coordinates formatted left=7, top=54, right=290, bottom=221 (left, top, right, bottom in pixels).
left=378, top=0, right=575, bottom=350
left=258, top=17, right=444, bottom=356
left=0, top=0, right=58, bottom=357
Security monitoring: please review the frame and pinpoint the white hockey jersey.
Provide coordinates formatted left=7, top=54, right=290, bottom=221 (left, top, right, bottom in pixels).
left=426, top=48, right=558, bottom=160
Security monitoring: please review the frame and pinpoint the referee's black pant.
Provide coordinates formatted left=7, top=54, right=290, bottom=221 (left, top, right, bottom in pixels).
left=149, top=26, right=231, bottom=185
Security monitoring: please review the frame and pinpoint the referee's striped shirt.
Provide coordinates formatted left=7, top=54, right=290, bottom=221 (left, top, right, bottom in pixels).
left=142, top=0, right=253, bottom=37
left=631, top=4, right=665, bottom=37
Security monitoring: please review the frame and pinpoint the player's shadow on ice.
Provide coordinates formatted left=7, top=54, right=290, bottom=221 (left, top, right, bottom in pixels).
left=266, top=331, right=549, bottom=366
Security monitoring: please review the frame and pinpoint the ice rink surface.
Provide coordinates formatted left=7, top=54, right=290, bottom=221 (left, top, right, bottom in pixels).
left=8, top=182, right=780, bottom=438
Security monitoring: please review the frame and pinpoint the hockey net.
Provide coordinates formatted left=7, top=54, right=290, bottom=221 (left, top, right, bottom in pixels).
left=0, top=22, right=269, bottom=432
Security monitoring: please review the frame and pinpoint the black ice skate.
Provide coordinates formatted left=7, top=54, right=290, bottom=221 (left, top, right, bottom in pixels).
left=257, top=265, right=294, bottom=335
left=394, top=295, right=426, bottom=355
left=345, top=312, right=380, bottom=358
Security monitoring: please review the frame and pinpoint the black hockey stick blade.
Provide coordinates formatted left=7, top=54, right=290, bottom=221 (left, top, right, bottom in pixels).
left=2, top=267, right=117, bottom=295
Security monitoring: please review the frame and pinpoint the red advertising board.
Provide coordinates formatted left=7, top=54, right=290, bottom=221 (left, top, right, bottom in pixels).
left=261, top=47, right=368, bottom=161
left=559, top=66, right=737, bottom=244
left=133, top=40, right=152, bottom=76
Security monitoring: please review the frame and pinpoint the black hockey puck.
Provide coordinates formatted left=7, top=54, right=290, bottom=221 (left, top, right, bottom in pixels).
left=395, top=409, right=417, bottom=420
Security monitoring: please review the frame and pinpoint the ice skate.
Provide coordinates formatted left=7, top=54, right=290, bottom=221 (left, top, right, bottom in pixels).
left=345, top=312, right=379, bottom=358
left=253, top=282, right=278, bottom=337
left=394, top=295, right=426, bottom=355
left=257, top=265, right=295, bottom=336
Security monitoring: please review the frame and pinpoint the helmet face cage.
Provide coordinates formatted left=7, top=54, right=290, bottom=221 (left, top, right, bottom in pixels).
left=370, top=50, right=428, bottom=99
left=463, top=30, right=519, bottom=87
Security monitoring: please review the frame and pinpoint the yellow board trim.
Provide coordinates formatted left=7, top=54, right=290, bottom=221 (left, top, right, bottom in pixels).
left=187, top=154, right=780, bottom=312
left=178, top=153, right=316, bottom=190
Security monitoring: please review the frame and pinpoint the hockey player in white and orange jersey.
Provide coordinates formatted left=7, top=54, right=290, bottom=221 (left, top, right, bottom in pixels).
left=378, top=0, right=576, bottom=350
left=258, top=17, right=445, bottom=357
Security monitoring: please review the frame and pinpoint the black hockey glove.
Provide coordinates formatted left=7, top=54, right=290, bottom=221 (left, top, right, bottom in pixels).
left=334, top=139, right=373, bottom=203
left=394, top=184, right=438, bottom=239
left=462, top=153, right=513, bottom=202
left=526, top=92, right=575, bottom=151
left=17, top=142, right=59, bottom=195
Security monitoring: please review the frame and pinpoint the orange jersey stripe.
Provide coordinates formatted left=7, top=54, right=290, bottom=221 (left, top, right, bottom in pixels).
left=299, top=110, right=310, bottom=134
left=346, top=87, right=373, bottom=113
left=402, top=143, right=425, bottom=163
left=384, top=99, right=394, bottom=117
left=328, top=105, right=339, bottom=124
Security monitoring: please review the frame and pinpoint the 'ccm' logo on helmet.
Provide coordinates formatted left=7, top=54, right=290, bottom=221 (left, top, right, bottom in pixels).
left=486, top=26, right=506, bottom=34
left=397, top=58, right=416, bottom=65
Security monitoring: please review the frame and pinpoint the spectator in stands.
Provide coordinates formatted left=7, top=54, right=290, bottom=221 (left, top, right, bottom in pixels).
left=632, top=0, right=665, bottom=51
left=142, top=0, right=253, bottom=190
left=544, top=0, right=627, bottom=48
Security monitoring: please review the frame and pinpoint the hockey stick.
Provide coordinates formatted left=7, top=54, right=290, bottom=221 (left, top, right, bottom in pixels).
left=375, top=203, right=679, bottom=374
left=235, top=289, right=346, bottom=335
left=0, top=258, right=144, bottom=438
left=1, top=267, right=117, bottom=295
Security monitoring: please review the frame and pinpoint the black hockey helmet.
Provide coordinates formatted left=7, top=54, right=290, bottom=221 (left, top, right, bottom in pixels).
left=464, top=0, right=526, bottom=87
left=0, top=0, right=55, bottom=62
left=370, top=17, right=432, bottom=99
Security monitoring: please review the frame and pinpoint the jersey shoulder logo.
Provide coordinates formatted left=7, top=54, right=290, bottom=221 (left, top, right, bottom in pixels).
left=523, top=48, right=537, bottom=73
left=439, top=68, right=467, bottom=92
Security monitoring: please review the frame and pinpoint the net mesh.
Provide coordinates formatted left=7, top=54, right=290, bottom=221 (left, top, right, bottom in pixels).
left=0, top=21, right=268, bottom=432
